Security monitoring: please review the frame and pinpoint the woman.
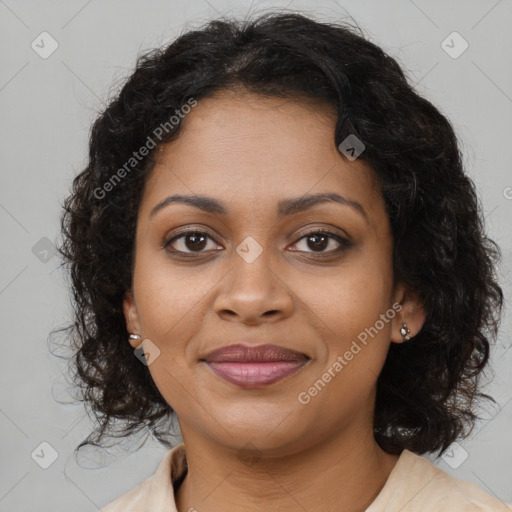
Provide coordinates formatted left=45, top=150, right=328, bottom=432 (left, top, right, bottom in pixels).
left=58, top=12, right=510, bottom=511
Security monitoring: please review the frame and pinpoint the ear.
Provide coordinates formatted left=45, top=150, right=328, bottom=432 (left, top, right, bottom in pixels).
left=123, top=290, right=142, bottom=349
left=390, top=282, right=426, bottom=344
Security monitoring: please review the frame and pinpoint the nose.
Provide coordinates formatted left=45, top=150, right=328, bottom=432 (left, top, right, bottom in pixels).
left=212, top=246, right=294, bottom=326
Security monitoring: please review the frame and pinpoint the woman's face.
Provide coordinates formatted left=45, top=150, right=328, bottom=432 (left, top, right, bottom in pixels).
left=124, top=91, right=420, bottom=455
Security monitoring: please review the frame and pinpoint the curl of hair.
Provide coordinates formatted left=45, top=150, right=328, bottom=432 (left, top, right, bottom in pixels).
left=55, top=12, right=503, bottom=456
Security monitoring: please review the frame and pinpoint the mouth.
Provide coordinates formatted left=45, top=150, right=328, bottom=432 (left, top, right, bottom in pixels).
left=200, top=344, right=311, bottom=388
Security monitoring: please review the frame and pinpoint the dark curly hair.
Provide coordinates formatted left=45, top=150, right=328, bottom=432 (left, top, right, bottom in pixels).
left=54, top=12, right=504, bottom=457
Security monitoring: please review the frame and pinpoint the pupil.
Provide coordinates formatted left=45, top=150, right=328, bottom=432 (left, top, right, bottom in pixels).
left=308, top=234, right=328, bottom=251
left=186, top=233, right=207, bottom=251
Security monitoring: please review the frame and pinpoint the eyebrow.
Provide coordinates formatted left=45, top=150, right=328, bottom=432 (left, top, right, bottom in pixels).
left=149, top=192, right=368, bottom=222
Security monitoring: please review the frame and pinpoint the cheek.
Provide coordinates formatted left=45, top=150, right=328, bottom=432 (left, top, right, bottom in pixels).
left=307, top=249, right=394, bottom=377
left=133, top=247, right=211, bottom=339
left=311, top=259, right=392, bottom=333
left=132, top=255, right=208, bottom=406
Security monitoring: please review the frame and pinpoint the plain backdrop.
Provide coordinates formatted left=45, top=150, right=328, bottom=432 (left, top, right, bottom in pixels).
left=0, top=0, right=511, bottom=510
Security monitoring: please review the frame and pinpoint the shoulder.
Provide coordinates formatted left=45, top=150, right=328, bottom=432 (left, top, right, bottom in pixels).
left=99, top=443, right=187, bottom=512
left=367, top=449, right=512, bottom=512
left=101, top=477, right=153, bottom=512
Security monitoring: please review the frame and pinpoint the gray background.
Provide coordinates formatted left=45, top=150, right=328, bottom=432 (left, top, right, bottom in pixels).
left=0, top=0, right=511, bottom=510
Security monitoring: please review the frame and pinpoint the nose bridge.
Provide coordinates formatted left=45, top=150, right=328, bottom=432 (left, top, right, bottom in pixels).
left=228, top=211, right=276, bottom=270
left=230, top=234, right=279, bottom=298
left=213, top=233, right=293, bottom=322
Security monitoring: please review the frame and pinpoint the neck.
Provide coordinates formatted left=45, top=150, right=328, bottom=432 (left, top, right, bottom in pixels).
left=175, top=424, right=400, bottom=512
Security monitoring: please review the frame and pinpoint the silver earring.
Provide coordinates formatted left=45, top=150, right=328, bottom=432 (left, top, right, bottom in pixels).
left=129, top=333, right=141, bottom=341
left=400, top=323, right=411, bottom=342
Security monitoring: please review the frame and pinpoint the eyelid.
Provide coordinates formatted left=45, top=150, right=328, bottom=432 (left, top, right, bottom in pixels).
left=293, top=224, right=351, bottom=242
left=163, top=223, right=350, bottom=242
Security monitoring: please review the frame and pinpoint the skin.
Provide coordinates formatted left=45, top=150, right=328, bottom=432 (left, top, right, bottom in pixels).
left=123, top=90, right=426, bottom=512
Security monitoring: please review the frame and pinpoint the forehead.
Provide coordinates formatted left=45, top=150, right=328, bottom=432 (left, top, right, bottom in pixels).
left=140, top=91, right=383, bottom=222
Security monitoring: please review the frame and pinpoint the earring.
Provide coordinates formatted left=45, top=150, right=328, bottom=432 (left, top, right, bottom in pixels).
left=400, top=323, right=411, bottom=342
left=129, top=333, right=141, bottom=341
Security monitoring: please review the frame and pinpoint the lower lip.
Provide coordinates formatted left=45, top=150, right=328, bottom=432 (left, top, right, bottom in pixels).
left=204, top=360, right=309, bottom=388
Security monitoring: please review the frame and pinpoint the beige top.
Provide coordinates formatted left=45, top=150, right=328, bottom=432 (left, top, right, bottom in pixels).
left=101, top=443, right=511, bottom=511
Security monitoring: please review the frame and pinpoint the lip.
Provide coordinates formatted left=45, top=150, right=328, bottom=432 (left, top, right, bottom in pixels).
left=201, top=344, right=310, bottom=388
left=202, top=344, right=308, bottom=363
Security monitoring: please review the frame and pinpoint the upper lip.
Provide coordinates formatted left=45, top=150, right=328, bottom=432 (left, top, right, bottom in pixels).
left=201, top=344, right=309, bottom=363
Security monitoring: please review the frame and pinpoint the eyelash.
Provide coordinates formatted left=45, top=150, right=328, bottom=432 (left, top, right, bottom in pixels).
left=162, top=227, right=352, bottom=259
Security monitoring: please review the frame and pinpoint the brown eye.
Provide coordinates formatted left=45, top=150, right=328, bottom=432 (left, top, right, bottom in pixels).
left=290, top=230, right=351, bottom=256
left=164, top=230, right=219, bottom=254
left=163, top=227, right=351, bottom=259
